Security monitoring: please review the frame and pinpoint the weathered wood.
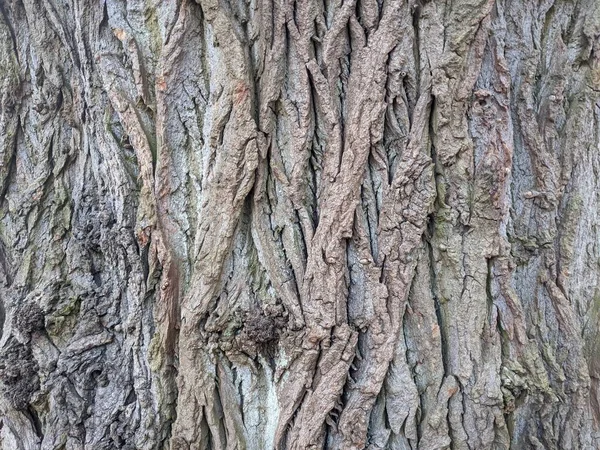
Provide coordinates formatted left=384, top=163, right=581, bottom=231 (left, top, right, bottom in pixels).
left=0, top=0, right=599, bottom=448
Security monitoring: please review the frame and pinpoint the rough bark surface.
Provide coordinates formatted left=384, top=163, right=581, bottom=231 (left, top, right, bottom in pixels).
left=1, top=0, right=599, bottom=449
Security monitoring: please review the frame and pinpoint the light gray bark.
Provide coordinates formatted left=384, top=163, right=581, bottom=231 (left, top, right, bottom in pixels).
left=0, top=0, right=599, bottom=449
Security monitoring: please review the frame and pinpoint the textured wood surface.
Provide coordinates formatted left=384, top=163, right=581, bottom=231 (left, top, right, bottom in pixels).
left=0, top=0, right=599, bottom=448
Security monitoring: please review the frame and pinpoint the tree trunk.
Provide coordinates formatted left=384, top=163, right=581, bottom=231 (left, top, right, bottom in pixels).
left=1, top=0, right=599, bottom=448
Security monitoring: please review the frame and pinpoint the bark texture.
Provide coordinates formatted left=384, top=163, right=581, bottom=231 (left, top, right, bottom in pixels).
left=1, top=0, right=600, bottom=449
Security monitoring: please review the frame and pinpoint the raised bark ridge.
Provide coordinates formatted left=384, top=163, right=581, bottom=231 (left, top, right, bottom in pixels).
left=0, top=0, right=599, bottom=449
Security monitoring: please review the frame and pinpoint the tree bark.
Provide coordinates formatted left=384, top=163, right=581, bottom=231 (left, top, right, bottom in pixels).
left=1, top=0, right=599, bottom=449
